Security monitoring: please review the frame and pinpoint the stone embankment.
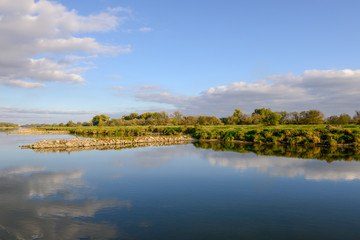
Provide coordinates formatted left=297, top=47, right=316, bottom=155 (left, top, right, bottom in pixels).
left=21, top=136, right=196, bottom=151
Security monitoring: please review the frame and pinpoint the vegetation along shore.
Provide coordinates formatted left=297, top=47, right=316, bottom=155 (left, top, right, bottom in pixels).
left=10, top=108, right=360, bottom=149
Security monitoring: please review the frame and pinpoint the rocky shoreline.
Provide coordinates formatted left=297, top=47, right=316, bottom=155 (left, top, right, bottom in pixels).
left=21, top=136, right=196, bottom=151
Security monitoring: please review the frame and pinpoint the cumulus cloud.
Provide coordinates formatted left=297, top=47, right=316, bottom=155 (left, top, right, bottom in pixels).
left=0, top=0, right=131, bottom=88
left=135, top=69, right=360, bottom=116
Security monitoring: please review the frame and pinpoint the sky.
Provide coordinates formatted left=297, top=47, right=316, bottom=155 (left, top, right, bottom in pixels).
left=1, top=0, right=360, bottom=124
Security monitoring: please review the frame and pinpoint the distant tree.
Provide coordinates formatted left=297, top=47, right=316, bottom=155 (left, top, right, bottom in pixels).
left=171, top=111, right=183, bottom=125
left=337, top=114, right=351, bottom=124
left=225, top=116, right=240, bottom=125
left=151, top=112, right=162, bottom=119
left=82, top=122, right=91, bottom=126
left=65, top=120, right=75, bottom=127
left=299, top=110, right=324, bottom=124
left=224, top=109, right=243, bottom=125
left=91, top=114, right=110, bottom=126
left=288, top=112, right=301, bottom=124
left=326, top=115, right=340, bottom=124
left=277, top=111, right=288, bottom=124
left=240, top=114, right=253, bottom=125
left=197, top=116, right=223, bottom=125
left=183, top=116, right=198, bottom=125
left=140, top=112, right=153, bottom=120
left=354, top=111, right=360, bottom=124
left=253, top=108, right=280, bottom=125
left=123, top=113, right=139, bottom=120
left=159, top=111, right=169, bottom=119
left=233, top=109, right=243, bottom=118
left=250, top=113, right=262, bottom=124
left=172, top=111, right=183, bottom=119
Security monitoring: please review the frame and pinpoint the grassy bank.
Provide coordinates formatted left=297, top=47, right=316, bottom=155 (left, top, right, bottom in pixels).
left=35, top=124, right=360, bottom=147
left=37, top=125, right=195, bottom=137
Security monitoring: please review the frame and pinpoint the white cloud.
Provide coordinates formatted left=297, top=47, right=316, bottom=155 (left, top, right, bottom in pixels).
left=3, top=80, right=46, bottom=88
left=135, top=69, right=360, bottom=116
left=0, top=0, right=131, bottom=88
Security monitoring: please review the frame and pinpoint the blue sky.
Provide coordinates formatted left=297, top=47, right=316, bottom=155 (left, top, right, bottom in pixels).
left=1, top=0, right=360, bottom=124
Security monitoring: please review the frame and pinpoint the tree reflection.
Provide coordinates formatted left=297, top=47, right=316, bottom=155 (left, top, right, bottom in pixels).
left=194, top=141, right=360, bottom=162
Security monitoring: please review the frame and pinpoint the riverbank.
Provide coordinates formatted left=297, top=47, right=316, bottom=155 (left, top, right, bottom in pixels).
left=18, top=124, right=360, bottom=149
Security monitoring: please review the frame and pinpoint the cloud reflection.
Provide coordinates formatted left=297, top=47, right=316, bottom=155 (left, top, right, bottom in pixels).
left=0, top=166, right=130, bottom=239
left=204, top=151, right=360, bottom=181
left=112, top=145, right=193, bottom=168
left=110, top=144, right=360, bottom=181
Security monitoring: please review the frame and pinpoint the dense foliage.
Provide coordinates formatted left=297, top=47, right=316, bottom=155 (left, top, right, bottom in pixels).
left=44, top=109, right=360, bottom=128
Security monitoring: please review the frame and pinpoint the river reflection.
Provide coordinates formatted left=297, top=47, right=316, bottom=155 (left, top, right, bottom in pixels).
left=195, top=145, right=360, bottom=181
left=194, top=141, right=360, bottom=162
left=0, top=165, right=130, bottom=239
left=2, top=133, right=360, bottom=239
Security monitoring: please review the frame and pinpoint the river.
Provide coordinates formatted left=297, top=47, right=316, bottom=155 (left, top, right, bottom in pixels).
left=1, top=131, right=360, bottom=239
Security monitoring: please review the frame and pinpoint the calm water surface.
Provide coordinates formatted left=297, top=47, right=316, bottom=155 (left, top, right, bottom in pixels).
left=1, top=131, right=360, bottom=239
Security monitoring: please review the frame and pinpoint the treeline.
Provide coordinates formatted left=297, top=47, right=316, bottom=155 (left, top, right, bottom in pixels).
left=0, top=122, right=19, bottom=128
left=48, top=108, right=360, bottom=127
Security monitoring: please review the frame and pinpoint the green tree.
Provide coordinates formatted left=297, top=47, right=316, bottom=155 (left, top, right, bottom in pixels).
left=353, top=111, right=360, bottom=124
left=183, top=116, right=198, bottom=125
left=171, top=111, right=183, bottom=125
left=197, top=116, right=222, bottom=125
left=123, top=113, right=139, bottom=120
left=288, top=112, right=300, bottom=124
left=91, top=114, right=110, bottom=126
left=66, top=120, right=75, bottom=127
left=253, top=108, right=280, bottom=125
left=326, top=115, right=340, bottom=124
left=233, top=109, right=243, bottom=118
left=140, top=112, right=153, bottom=120
left=277, top=111, right=288, bottom=124
left=299, top=110, right=324, bottom=124
left=225, top=109, right=243, bottom=125
left=337, top=114, right=351, bottom=124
